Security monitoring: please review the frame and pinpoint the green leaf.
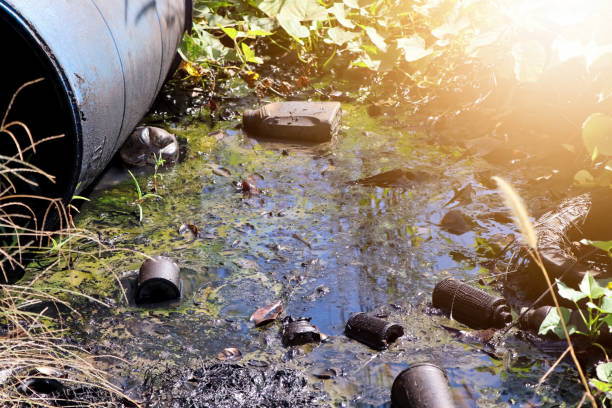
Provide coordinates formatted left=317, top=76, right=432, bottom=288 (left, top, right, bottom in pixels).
left=581, top=239, right=612, bottom=253
left=579, top=272, right=606, bottom=299
left=250, top=0, right=284, bottom=17
left=582, top=113, right=612, bottom=157
left=556, top=279, right=587, bottom=302
left=539, top=306, right=574, bottom=339
left=364, top=26, right=387, bottom=52
left=597, top=362, right=612, bottom=383
left=600, top=293, right=612, bottom=313
left=573, top=169, right=594, bottom=186
left=329, top=3, right=355, bottom=29
left=431, top=17, right=469, bottom=40
left=241, top=43, right=263, bottom=64
left=591, top=379, right=612, bottom=393
left=325, top=27, right=360, bottom=46
left=602, top=313, right=612, bottom=327
left=278, top=0, right=328, bottom=22
left=512, top=40, right=547, bottom=83
left=277, top=18, right=310, bottom=38
left=219, top=25, right=239, bottom=40
left=397, top=35, right=433, bottom=62
left=343, top=0, right=360, bottom=8
left=350, top=53, right=380, bottom=70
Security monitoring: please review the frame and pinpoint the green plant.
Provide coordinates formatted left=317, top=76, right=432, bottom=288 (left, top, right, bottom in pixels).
left=592, top=361, right=612, bottom=403
left=152, top=152, right=166, bottom=193
left=493, top=176, right=597, bottom=407
left=539, top=273, right=612, bottom=345
left=128, top=170, right=161, bottom=223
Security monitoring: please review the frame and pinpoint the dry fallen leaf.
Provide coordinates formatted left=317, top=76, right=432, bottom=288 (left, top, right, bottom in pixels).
left=250, top=300, right=283, bottom=327
left=213, top=167, right=232, bottom=177
left=242, top=180, right=260, bottom=195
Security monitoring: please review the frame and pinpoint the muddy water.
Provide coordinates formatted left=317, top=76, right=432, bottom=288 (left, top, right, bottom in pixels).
left=45, top=104, right=582, bottom=406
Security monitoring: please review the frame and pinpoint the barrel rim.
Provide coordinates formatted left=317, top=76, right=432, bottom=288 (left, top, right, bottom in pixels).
left=0, top=1, right=82, bottom=203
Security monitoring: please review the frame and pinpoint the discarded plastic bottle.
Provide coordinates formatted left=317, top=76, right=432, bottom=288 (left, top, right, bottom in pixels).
left=135, top=256, right=181, bottom=304
left=432, top=278, right=511, bottom=329
left=519, top=306, right=612, bottom=346
left=243, top=101, right=342, bottom=143
left=391, top=363, right=456, bottom=408
left=345, top=312, right=404, bottom=350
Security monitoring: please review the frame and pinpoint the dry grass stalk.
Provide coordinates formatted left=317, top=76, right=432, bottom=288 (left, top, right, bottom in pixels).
left=493, top=176, right=597, bottom=408
left=0, top=79, right=140, bottom=406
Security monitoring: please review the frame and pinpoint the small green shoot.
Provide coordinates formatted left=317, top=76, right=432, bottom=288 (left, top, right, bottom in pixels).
left=128, top=170, right=161, bottom=223
left=152, top=152, right=166, bottom=193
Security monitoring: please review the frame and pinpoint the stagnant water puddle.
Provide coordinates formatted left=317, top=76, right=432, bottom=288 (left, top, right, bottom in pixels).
left=34, top=103, right=584, bottom=406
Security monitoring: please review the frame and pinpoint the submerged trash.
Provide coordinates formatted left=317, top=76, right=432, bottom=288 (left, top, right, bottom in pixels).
left=135, top=256, right=181, bottom=304
left=311, top=367, right=337, bottom=380
left=217, top=347, right=243, bottom=361
left=347, top=169, right=430, bottom=188
left=17, top=367, right=65, bottom=395
left=250, top=301, right=283, bottom=327
left=391, top=363, right=456, bottom=408
left=281, top=316, right=326, bottom=347
left=243, top=101, right=342, bottom=143
left=432, top=278, right=511, bottom=329
left=120, top=126, right=179, bottom=167
left=439, top=210, right=472, bottom=235
left=345, top=312, right=404, bottom=350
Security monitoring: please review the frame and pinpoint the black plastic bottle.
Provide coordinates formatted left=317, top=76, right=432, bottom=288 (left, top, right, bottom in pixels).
left=432, top=278, right=512, bottom=329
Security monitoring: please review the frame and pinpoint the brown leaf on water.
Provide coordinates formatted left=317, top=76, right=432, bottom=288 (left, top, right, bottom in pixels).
left=250, top=300, right=283, bottom=327
left=217, top=348, right=242, bottom=361
left=242, top=180, right=260, bottom=195
left=212, top=167, right=232, bottom=177
left=179, top=224, right=198, bottom=241
left=439, top=210, right=472, bottom=235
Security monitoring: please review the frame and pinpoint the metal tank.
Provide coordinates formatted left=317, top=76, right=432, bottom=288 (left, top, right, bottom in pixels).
left=0, top=0, right=191, bottom=201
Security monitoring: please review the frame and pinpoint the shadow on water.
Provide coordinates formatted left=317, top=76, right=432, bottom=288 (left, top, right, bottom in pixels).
left=43, top=104, right=585, bottom=407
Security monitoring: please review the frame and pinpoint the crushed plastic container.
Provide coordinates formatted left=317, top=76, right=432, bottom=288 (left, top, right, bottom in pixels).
left=243, top=101, right=342, bottom=143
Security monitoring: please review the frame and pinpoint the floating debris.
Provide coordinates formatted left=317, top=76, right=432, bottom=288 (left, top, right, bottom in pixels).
left=347, top=169, right=430, bottom=188
left=439, top=210, right=472, bottom=235
left=243, top=101, right=342, bottom=143
left=135, top=256, right=181, bottom=304
left=120, top=126, right=179, bottom=167
left=391, top=363, right=456, bottom=408
left=281, top=317, right=327, bottom=347
left=217, top=348, right=242, bottom=361
left=250, top=301, right=283, bottom=327
left=432, top=278, right=511, bottom=329
left=345, top=312, right=404, bottom=350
